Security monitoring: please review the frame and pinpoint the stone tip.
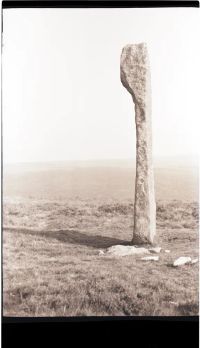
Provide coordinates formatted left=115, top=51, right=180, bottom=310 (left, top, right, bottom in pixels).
left=120, top=42, right=149, bottom=66
left=121, top=43, right=147, bottom=56
left=122, top=42, right=147, bottom=50
left=120, top=42, right=150, bottom=105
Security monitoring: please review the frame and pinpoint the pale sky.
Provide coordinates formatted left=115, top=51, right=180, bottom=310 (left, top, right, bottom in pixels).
left=2, top=7, right=200, bottom=164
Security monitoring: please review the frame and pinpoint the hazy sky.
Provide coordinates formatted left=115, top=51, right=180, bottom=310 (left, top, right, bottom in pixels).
left=3, top=8, right=200, bottom=163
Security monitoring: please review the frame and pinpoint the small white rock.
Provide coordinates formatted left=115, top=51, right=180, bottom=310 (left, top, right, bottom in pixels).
left=173, top=257, right=192, bottom=267
left=99, top=250, right=104, bottom=255
left=191, top=258, right=198, bottom=264
left=169, top=301, right=178, bottom=306
left=149, top=247, right=161, bottom=254
left=106, top=245, right=150, bottom=257
left=141, top=256, right=159, bottom=261
left=165, top=250, right=170, bottom=253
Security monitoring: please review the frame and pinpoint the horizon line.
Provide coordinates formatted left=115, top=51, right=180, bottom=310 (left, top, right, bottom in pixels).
left=3, top=155, right=199, bottom=166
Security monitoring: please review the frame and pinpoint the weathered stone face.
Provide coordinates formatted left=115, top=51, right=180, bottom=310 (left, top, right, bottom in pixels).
left=120, top=43, right=149, bottom=107
left=120, top=43, right=156, bottom=245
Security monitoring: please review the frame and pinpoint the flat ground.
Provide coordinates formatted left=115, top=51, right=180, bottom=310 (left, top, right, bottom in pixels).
left=3, top=163, right=199, bottom=316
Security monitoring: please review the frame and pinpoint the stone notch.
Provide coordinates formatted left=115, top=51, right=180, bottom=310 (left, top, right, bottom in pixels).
left=120, top=43, right=156, bottom=244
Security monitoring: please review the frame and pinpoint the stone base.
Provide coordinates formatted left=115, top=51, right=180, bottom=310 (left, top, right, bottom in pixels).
left=132, top=232, right=159, bottom=247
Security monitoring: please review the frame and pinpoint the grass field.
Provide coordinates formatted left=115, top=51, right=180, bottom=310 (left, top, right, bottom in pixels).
left=3, top=161, right=199, bottom=316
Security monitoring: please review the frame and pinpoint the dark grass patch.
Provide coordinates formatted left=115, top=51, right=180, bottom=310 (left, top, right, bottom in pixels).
left=177, top=302, right=199, bottom=316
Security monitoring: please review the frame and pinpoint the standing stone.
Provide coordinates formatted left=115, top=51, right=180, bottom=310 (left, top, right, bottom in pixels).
left=120, top=43, right=156, bottom=244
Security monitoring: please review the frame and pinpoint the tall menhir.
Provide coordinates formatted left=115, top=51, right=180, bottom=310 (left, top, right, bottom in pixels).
left=120, top=43, right=156, bottom=244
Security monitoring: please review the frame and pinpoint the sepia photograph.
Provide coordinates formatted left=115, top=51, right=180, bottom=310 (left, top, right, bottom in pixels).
left=2, top=6, right=199, bottom=317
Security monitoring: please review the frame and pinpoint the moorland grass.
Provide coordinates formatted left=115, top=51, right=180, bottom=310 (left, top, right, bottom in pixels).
left=3, top=200, right=199, bottom=316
